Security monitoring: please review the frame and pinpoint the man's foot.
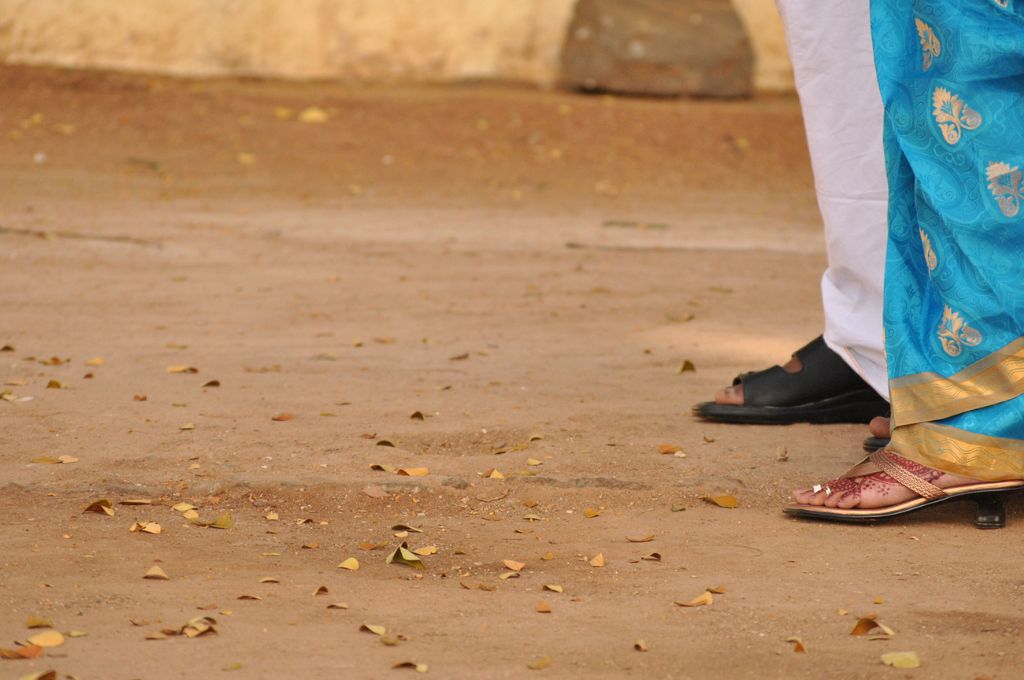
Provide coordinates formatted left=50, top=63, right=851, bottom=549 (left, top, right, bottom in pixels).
left=791, top=451, right=976, bottom=510
left=713, top=355, right=802, bottom=405
left=869, top=416, right=891, bottom=439
left=693, top=336, right=890, bottom=425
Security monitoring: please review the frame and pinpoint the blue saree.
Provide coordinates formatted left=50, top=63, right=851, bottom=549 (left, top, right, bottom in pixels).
left=871, top=0, right=1024, bottom=480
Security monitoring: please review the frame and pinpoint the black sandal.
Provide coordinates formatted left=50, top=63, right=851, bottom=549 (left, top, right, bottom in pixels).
left=693, top=336, right=889, bottom=425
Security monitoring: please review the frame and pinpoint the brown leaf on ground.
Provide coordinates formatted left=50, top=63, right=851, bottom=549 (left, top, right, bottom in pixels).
left=703, top=495, right=739, bottom=509
left=626, top=534, right=654, bottom=543
left=83, top=499, right=114, bottom=516
left=359, top=623, right=386, bottom=636
left=0, top=644, right=44, bottom=659
left=201, top=380, right=220, bottom=388
left=258, top=577, right=279, bottom=584
left=144, top=565, right=170, bottom=580
left=583, top=507, right=601, bottom=518
left=503, top=559, right=526, bottom=572
left=129, top=521, right=162, bottom=534
left=25, top=616, right=53, bottom=629
left=542, top=584, right=563, bottom=593
left=236, top=595, right=262, bottom=601
left=641, top=552, right=661, bottom=562
left=271, top=413, right=293, bottom=422
left=327, top=602, right=349, bottom=609
left=166, top=365, right=198, bottom=374
left=397, top=467, right=429, bottom=477
left=675, top=591, right=714, bottom=607
left=312, top=586, right=329, bottom=596
left=589, top=553, right=605, bottom=567
left=209, top=512, right=233, bottom=529
left=658, top=444, right=682, bottom=455
left=634, top=640, right=649, bottom=652
left=786, top=636, right=806, bottom=653
left=535, top=601, right=552, bottom=613
left=527, top=656, right=551, bottom=670
left=678, top=360, right=696, bottom=373
left=392, top=661, right=428, bottom=672
left=338, top=558, right=359, bottom=571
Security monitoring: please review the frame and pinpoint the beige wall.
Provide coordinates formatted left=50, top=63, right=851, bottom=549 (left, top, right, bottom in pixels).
left=0, top=0, right=793, bottom=91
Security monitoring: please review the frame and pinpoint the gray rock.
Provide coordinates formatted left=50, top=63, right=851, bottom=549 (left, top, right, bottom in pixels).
left=560, top=0, right=754, bottom=98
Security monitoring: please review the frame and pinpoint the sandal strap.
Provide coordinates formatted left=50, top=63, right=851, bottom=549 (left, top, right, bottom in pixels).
left=869, top=449, right=947, bottom=500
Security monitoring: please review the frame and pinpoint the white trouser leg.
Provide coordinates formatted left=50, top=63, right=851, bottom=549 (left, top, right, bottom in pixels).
left=775, top=0, right=890, bottom=400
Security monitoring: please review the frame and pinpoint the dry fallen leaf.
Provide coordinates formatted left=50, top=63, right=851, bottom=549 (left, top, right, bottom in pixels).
left=703, top=495, right=739, bottom=509
left=259, top=577, right=279, bottom=584
left=641, top=552, right=662, bottom=562
left=181, top=616, right=217, bottom=638
left=589, top=553, right=605, bottom=567
left=129, top=521, right=162, bottom=535
left=675, top=591, right=714, bottom=607
left=360, top=623, right=386, bottom=636
left=201, top=380, right=220, bottom=388
left=391, top=524, right=423, bottom=533
left=786, top=636, right=806, bottom=653
left=18, top=670, right=56, bottom=680
left=85, top=357, right=105, bottom=366
left=302, top=542, right=319, bottom=550
left=527, top=656, right=551, bottom=670
left=312, top=585, right=329, bottom=596
left=483, top=468, right=504, bottom=479
left=851, top=615, right=895, bottom=638
left=26, top=616, right=53, bottom=629
left=271, top=413, right=294, bottom=422
left=236, top=595, right=262, bottom=601
left=209, top=512, right=233, bottom=530
left=541, top=551, right=554, bottom=561
left=386, top=542, right=425, bottom=570
left=503, top=559, right=526, bottom=572
left=542, top=584, right=563, bottom=593
left=499, top=571, right=520, bottom=581
left=83, top=499, right=114, bottom=516
left=526, top=458, right=543, bottom=466
left=370, top=463, right=395, bottom=473
left=180, top=423, right=195, bottom=431
left=45, top=379, right=61, bottom=389
left=634, top=639, right=649, bottom=652
left=409, top=411, right=425, bottom=420
left=881, top=651, right=920, bottom=669
left=166, top=365, right=198, bottom=374
left=298, top=106, right=329, bottom=123
left=583, top=507, right=601, bottom=518
left=27, top=630, right=64, bottom=648
left=144, top=565, right=169, bottom=580
left=658, top=444, right=682, bottom=455
left=264, top=511, right=279, bottom=521
left=338, top=557, right=360, bottom=571
left=327, top=602, right=349, bottom=610
left=389, top=659, right=425, bottom=671
left=627, top=534, right=654, bottom=543
left=120, top=498, right=152, bottom=505
left=172, top=502, right=196, bottom=513
left=535, top=601, right=552, bottom=614
left=397, top=467, right=429, bottom=477
left=412, top=545, right=437, bottom=556
left=0, top=644, right=43, bottom=659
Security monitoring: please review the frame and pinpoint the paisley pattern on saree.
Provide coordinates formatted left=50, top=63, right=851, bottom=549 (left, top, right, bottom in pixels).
left=987, top=162, right=1023, bottom=218
left=931, top=87, right=981, bottom=145
left=914, top=17, right=940, bottom=71
left=919, top=228, right=937, bottom=271
left=938, top=305, right=983, bottom=358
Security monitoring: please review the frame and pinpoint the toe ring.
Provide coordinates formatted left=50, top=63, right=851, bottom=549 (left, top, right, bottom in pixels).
left=812, top=484, right=823, bottom=494
left=824, top=485, right=833, bottom=497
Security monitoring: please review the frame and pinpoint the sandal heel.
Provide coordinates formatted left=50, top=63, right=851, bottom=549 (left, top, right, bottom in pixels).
left=973, top=494, right=1006, bottom=529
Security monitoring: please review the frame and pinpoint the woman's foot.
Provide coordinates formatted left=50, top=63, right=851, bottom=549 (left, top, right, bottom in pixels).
left=791, top=451, right=978, bottom=510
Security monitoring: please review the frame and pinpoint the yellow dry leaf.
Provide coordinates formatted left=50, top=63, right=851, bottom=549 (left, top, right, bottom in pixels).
left=259, top=577, right=279, bottom=584
left=120, top=498, right=151, bottom=505
left=535, top=601, right=552, bottom=613
left=183, top=509, right=200, bottom=520
left=541, top=551, right=554, bottom=561
left=46, top=380, right=61, bottom=389
left=27, top=630, right=64, bottom=648
left=271, top=413, right=294, bottom=422
left=658, top=444, right=682, bottom=455
left=526, top=458, right=543, bottom=466
left=707, top=585, right=727, bottom=594
left=66, top=630, right=88, bottom=638
left=704, top=495, right=739, bottom=509
left=873, top=596, right=885, bottom=605
left=675, top=591, right=714, bottom=607
left=57, top=455, right=79, bottom=464
left=210, top=512, right=233, bottom=529
left=484, top=468, right=504, bottom=479
left=397, top=467, right=429, bottom=477
left=499, top=571, right=520, bottom=580
left=583, top=508, right=601, bottom=518
left=412, top=545, right=437, bottom=556
left=527, top=656, right=551, bottom=670
left=144, top=565, right=169, bottom=580
left=634, top=639, right=649, bottom=652
left=386, top=542, right=425, bottom=570
left=83, top=499, right=114, bottom=516
left=392, top=661, right=428, bottom=672
left=265, top=511, right=279, bottom=521
left=180, top=423, right=195, bottom=431
left=237, top=595, right=262, bottom=601
left=129, top=521, right=162, bottom=535
left=327, top=602, right=349, bottom=609
left=678, top=360, right=696, bottom=373
left=786, top=636, right=806, bottom=653
left=589, top=553, right=605, bottom=567
left=166, top=365, right=198, bottom=374
left=25, top=616, right=53, bottom=629
left=338, top=557, right=360, bottom=571
left=85, top=357, right=105, bottom=366
left=360, top=623, right=386, bottom=636
left=172, top=502, right=196, bottom=513
left=298, top=106, right=329, bottom=123
left=312, top=585, right=329, bottom=596
left=626, top=534, right=654, bottom=543
left=542, top=584, right=563, bottom=593
left=881, top=651, right=920, bottom=669
left=503, top=559, right=526, bottom=572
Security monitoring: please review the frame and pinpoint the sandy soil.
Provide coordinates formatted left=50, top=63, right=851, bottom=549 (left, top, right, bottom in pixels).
left=1, top=65, right=1021, bottom=680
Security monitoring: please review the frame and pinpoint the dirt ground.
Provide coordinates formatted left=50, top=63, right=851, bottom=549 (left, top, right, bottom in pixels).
left=1, top=65, right=1022, bottom=680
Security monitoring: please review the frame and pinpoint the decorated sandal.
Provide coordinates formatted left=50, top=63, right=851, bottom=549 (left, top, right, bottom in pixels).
left=784, top=448, right=1024, bottom=529
left=693, top=336, right=889, bottom=425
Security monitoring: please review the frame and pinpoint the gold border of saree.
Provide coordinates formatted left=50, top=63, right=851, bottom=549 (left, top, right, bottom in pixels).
left=890, top=422, right=1024, bottom=482
left=890, top=336, right=1024, bottom=426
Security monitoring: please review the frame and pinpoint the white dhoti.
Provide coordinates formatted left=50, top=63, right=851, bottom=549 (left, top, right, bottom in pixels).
left=776, top=0, right=890, bottom=400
